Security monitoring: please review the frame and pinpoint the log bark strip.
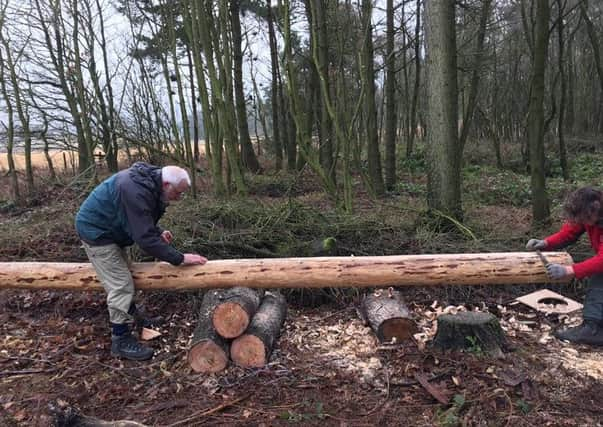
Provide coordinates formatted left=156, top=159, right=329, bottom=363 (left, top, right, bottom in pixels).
left=212, top=287, right=264, bottom=338
left=188, top=290, right=230, bottom=373
left=0, top=252, right=573, bottom=290
left=230, top=291, right=287, bottom=367
left=359, top=289, right=416, bottom=342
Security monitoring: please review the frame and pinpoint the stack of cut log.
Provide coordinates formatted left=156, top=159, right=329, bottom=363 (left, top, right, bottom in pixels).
left=188, top=287, right=287, bottom=373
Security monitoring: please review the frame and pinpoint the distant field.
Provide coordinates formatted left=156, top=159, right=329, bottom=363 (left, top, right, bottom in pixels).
left=0, top=150, right=79, bottom=171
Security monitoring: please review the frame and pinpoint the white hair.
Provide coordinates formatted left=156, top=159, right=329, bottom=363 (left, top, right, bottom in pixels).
left=161, top=166, right=191, bottom=186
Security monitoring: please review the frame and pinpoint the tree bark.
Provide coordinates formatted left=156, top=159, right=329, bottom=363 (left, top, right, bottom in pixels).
left=384, top=0, right=397, bottom=190
left=0, top=252, right=573, bottom=290
left=526, top=0, right=551, bottom=226
left=188, top=290, right=230, bottom=373
left=231, top=0, right=261, bottom=173
left=359, top=289, right=416, bottom=342
left=424, top=0, right=462, bottom=220
left=433, top=311, right=507, bottom=357
left=267, top=1, right=282, bottom=171
left=361, top=0, right=385, bottom=196
left=212, top=287, right=264, bottom=338
left=230, top=291, right=287, bottom=367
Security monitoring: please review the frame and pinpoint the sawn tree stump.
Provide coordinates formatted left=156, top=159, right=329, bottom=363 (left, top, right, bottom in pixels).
left=230, top=291, right=287, bottom=368
left=212, top=287, right=264, bottom=338
left=359, top=288, right=417, bottom=342
left=432, top=311, right=507, bottom=357
left=188, top=290, right=230, bottom=373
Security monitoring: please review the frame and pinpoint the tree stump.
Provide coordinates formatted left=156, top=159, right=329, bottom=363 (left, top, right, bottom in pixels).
left=432, top=311, right=507, bottom=357
left=212, top=287, right=264, bottom=338
left=230, top=291, right=287, bottom=368
left=358, top=288, right=417, bottom=342
left=188, top=290, right=230, bottom=373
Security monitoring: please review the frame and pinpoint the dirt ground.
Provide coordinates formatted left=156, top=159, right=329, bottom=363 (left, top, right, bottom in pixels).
left=1, top=283, right=602, bottom=426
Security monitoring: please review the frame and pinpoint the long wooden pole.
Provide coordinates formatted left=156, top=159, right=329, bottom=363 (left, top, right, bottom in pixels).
left=0, top=252, right=573, bottom=290
left=0, top=252, right=573, bottom=291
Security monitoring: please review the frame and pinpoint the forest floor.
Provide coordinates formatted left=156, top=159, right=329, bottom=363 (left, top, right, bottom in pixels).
left=1, top=153, right=603, bottom=426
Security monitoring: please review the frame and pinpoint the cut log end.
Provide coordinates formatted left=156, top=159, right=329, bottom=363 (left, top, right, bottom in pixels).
left=230, top=335, right=267, bottom=368
left=212, top=302, right=251, bottom=338
left=188, top=340, right=229, bottom=373
left=378, top=318, right=417, bottom=342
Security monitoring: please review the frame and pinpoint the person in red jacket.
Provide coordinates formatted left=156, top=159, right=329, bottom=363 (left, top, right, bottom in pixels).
left=526, top=186, right=603, bottom=346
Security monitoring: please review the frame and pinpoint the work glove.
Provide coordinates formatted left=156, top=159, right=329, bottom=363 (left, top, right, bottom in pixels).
left=546, top=263, right=569, bottom=280
left=526, top=239, right=547, bottom=251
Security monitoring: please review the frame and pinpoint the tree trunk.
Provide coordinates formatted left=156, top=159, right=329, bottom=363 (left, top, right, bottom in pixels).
left=527, top=0, right=551, bottom=226
left=0, top=252, right=573, bottom=290
left=556, top=0, right=569, bottom=181
left=0, top=43, right=20, bottom=203
left=231, top=0, right=261, bottom=173
left=384, top=0, right=397, bottom=190
left=424, top=0, right=462, bottom=220
left=188, top=290, right=230, bottom=373
left=406, top=0, right=421, bottom=158
left=230, top=291, right=287, bottom=367
left=212, top=287, right=264, bottom=338
left=433, top=311, right=507, bottom=357
left=359, top=289, right=416, bottom=343
left=458, top=0, right=492, bottom=154
left=267, top=1, right=282, bottom=171
left=361, top=0, right=385, bottom=196
left=580, top=0, right=603, bottom=133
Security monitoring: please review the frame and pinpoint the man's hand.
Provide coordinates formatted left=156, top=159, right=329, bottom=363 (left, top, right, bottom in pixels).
left=160, top=230, right=173, bottom=244
left=546, top=263, right=574, bottom=280
left=526, top=239, right=547, bottom=251
left=182, top=253, right=208, bottom=265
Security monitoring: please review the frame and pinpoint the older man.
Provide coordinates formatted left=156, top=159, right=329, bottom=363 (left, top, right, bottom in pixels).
left=76, top=162, right=207, bottom=360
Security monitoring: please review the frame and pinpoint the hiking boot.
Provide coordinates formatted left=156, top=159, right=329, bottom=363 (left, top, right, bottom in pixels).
left=111, top=332, right=154, bottom=361
left=553, top=321, right=603, bottom=346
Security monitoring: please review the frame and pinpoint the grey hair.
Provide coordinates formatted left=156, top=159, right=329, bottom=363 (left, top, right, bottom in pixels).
left=161, top=166, right=191, bottom=186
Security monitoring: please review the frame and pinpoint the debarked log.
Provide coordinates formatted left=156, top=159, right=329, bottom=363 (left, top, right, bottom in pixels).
left=359, top=288, right=417, bottom=342
left=212, top=287, right=264, bottom=339
left=0, top=252, right=573, bottom=290
left=188, top=290, right=230, bottom=373
left=230, top=291, right=287, bottom=368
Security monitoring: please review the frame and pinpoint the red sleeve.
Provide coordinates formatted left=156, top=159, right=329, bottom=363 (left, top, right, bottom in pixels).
left=544, top=222, right=585, bottom=250
left=572, top=246, right=603, bottom=279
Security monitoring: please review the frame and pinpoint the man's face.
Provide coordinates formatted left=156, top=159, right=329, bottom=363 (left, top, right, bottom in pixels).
left=163, top=180, right=189, bottom=202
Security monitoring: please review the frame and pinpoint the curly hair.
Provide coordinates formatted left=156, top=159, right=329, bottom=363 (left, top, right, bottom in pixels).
left=563, top=186, right=603, bottom=223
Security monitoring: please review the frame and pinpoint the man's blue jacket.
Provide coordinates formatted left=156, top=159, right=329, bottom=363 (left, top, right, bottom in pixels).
left=75, top=162, right=184, bottom=265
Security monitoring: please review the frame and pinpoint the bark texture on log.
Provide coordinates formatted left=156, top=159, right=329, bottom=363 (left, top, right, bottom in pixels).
left=212, top=287, right=264, bottom=338
left=432, top=311, right=507, bottom=357
left=0, top=252, right=573, bottom=290
left=359, top=288, right=416, bottom=342
left=230, top=291, right=287, bottom=367
left=188, top=290, right=230, bottom=373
